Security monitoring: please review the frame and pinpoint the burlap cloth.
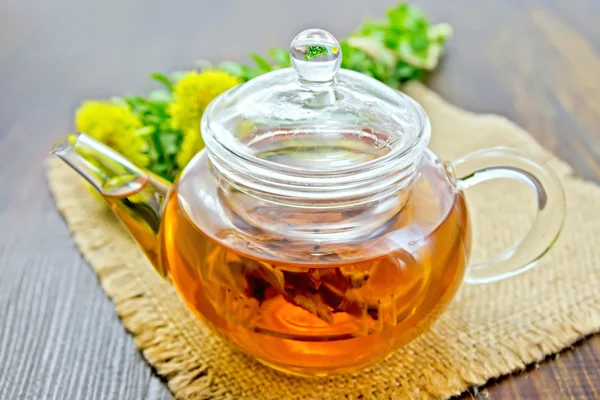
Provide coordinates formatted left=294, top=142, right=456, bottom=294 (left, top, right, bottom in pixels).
left=47, top=82, right=600, bottom=399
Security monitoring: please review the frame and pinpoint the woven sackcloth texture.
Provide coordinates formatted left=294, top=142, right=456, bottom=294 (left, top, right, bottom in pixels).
left=47, top=82, right=600, bottom=400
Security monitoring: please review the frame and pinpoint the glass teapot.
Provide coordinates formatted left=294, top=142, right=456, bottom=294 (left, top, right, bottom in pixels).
left=52, top=29, right=565, bottom=376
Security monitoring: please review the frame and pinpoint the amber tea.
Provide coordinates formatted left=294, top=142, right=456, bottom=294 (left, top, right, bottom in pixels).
left=157, top=151, right=470, bottom=376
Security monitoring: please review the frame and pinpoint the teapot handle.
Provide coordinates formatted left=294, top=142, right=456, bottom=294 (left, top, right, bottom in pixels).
left=448, top=146, right=566, bottom=284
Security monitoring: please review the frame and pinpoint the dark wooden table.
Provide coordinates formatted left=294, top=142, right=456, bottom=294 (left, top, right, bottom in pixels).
left=1, top=0, right=599, bottom=398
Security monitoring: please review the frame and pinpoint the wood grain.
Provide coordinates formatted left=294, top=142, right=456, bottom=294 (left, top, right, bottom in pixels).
left=1, top=0, right=599, bottom=399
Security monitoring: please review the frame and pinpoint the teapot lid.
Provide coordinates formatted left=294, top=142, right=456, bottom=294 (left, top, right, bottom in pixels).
left=202, top=29, right=430, bottom=171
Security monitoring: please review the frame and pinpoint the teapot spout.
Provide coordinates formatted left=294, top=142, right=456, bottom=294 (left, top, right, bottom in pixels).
left=52, top=132, right=171, bottom=277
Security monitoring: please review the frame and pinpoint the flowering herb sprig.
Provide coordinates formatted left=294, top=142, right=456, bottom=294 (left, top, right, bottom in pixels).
left=73, top=2, right=451, bottom=182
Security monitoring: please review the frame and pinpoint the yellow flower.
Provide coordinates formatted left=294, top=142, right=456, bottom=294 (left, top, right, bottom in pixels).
left=176, top=128, right=204, bottom=168
left=75, top=101, right=150, bottom=167
left=169, top=70, right=241, bottom=132
left=169, top=70, right=241, bottom=169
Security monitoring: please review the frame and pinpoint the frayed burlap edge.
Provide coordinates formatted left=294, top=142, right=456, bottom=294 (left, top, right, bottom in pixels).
left=47, top=82, right=600, bottom=399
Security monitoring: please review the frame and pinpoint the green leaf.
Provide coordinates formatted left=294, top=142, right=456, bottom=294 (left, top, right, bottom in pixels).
left=387, top=3, right=425, bottom=31
left=218, top=61, right=245, bottom=77
left=240, top=65, right=262, bottom=80
left=136, top=126, right=154, bottom=137
left=159, top=131, right=180, bottom=156
left=149, top=163, right=170, bottom=177
left=249, top=52, right=274, bottom=72
left=428, top=23, right=453, bottom=42
left=171, top=70, right=187, bottom=82
left=411, top=34, right=429, bottom=53
left=148, top=90, right=173, bottom=103
left=146, top=145, right=160, bottom=163
left=268, top=47, right=291, bottom=67
left=110, top=96, right=127, bottom=105
left=194, top=59, right=213, bottom=71
left=150, top=73, right=173, bottom=91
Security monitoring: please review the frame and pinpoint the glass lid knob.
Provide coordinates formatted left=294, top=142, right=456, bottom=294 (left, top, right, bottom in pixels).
left=289, top=29, right=342, bottom=84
